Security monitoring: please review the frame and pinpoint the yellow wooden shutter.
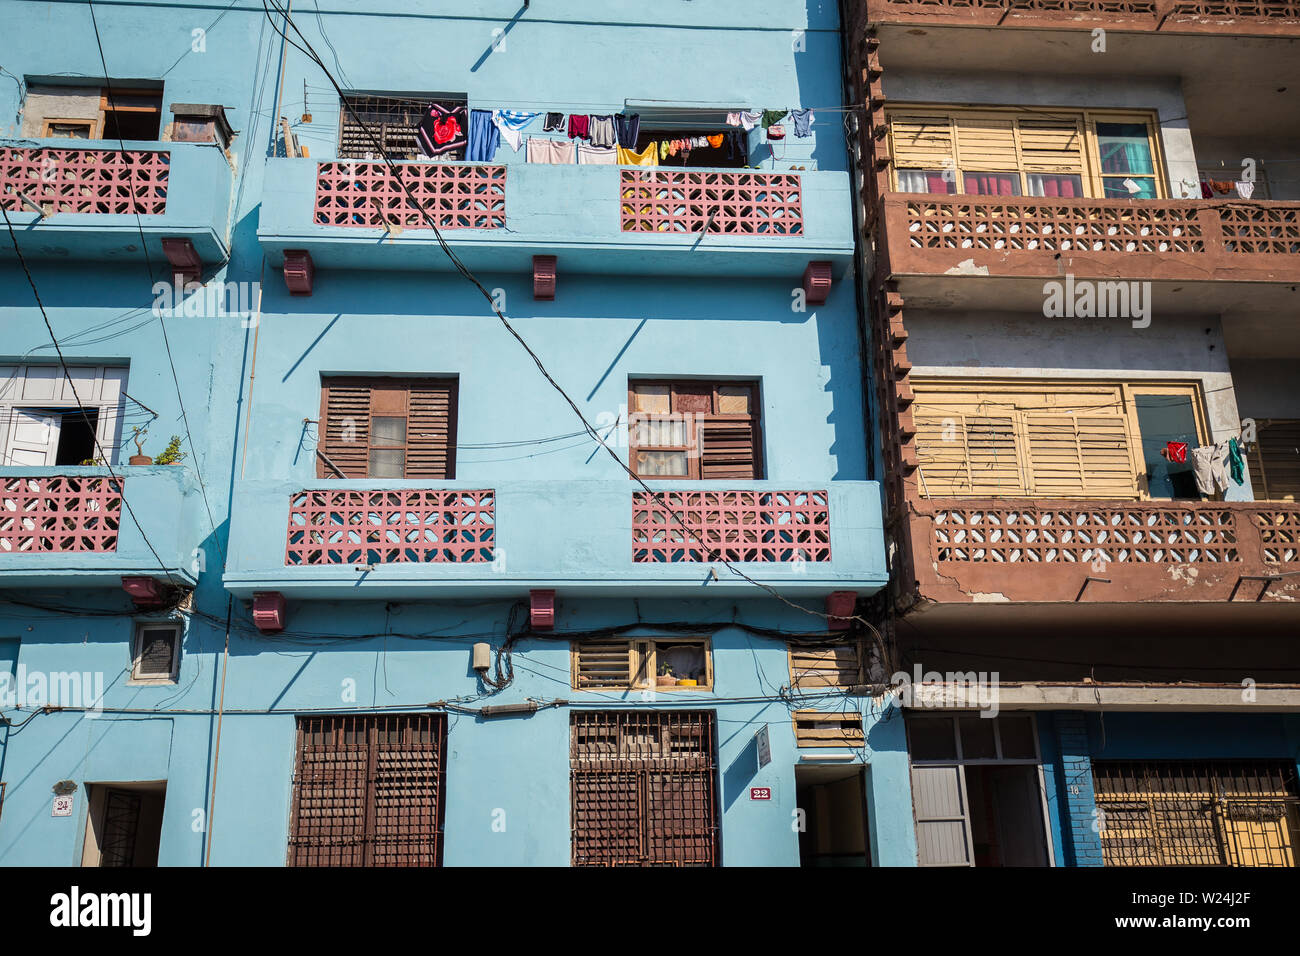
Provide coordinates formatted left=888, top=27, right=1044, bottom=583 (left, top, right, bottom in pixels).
left=1249, top=420, right=1300, bottom=501
left=954, top=115, right=1018, bottom=171
left=1024, top=412, right=1137, bottom=497
left=889, top=114, right=954, bottom=169
left=789, top=642, right=865, bottom=690
left=915, top=387, right=1025, bottom=495
left=1016, top=118, right=1087, bottom=174
left=572, top=642, right=635, bottom=690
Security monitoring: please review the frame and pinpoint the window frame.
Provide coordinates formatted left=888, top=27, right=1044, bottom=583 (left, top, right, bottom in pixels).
left=129, top=621, right=182, bottom=684
left=627, top=378, right=763, bottom=481
left=317, top=375, right=458, bottom=480
left=570, top=636, right=714, bottom=692
left=912, top=377, right=1210, bottom=500
left=0, top=364, right=128, bottom=467
left=337, top=92, right=468, bottom=161
left=886, top=106, right=1168, bottom=200
left=42, top=118, right=98, bottom=139
left=788, top=639, right=868, bottom=692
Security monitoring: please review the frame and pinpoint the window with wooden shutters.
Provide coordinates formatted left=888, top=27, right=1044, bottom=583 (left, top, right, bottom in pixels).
left=887, top=108, right=1160, bottom=199
left=628, top=380, right=761, bottom=479
left=317, top=377, right=457, bottom=479
left=793, top=711, right=865, bottom=748
left=570, top=711, right=719, bottom=866
left=288, top=714, right=447, bottom=867
left=789, top=640, right=867, bottom=691
left=1247, top=420, right=1300, bottom=501
left=913, top=379, right=1206, bottom=499
left=571, top=638, right=712, bottom=691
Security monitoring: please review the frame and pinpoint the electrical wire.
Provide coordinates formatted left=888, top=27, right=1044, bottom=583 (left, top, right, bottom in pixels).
left=260, top=0, right=884, bottom=635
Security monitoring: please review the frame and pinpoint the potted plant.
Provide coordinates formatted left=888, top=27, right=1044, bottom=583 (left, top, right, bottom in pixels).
left=128, top=426, right=152, bottom=466
left=155, top=435, right=188, bottom=466
left=656, top=662, right=676, bottom=687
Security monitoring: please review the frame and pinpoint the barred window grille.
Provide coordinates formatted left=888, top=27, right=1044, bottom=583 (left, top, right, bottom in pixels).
left=1093, top=761, right=1300, bottom=867
left=338, top=94, right=464, bottom=161
left=288, top=714, right=447, bottom=867
left=570, top=711, right=720, bottom=866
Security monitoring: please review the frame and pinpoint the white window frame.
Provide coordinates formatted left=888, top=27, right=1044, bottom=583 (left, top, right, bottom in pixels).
left=907, top=713, right=1057, bottom=867
left=130, top=622, right=182, bottom=684
left=0, top=365, right=128, bottom=466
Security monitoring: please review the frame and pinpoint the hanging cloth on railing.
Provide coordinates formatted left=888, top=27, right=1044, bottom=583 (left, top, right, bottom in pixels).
left=588, top=115, right=617, bottom=149
left=615, top=114, right=641, bottom=148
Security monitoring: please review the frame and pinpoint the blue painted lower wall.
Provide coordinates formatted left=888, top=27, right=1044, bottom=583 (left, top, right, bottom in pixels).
left=0, top=594, right=917, bottom=867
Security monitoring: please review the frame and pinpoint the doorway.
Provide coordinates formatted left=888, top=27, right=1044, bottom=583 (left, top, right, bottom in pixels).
left=81, top=781, right=166, bottom=867
left=795, top=765, right=871, bottom=866
left=964, top=764, right=1050, bottom=866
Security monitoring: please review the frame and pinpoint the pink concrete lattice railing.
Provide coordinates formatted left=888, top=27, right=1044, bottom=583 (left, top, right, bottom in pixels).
left=620, top=170, right=804, bottom=235
left=928, top=501, right=1300, bottom=565
left=313, top=162, right=506, bottom=229
left=0, top=147, right=170, bottom=215
left=632, top=490, right=830, bottom=562
left=0, top=476, right=123, bottom=553
left=285, top=489, right=495, bottom=565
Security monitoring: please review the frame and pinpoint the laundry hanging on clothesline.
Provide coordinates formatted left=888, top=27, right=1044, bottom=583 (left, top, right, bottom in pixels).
left=491, top=110, right=540, bottom=151
left=1190, top=438, right=1247, bottom=497
left=467, top=109, right=499, bottom=162
left=417, top=103, right=468, bottom=157
left=527, top=136, right=576, bottom=164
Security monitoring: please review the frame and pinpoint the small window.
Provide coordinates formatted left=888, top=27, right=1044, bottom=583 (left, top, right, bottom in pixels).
left=789, top=640, right=867, bottom=691
left=793, top=711, right=865, bottom=748
left=101, top=89, right=163, bottom=140
left=571, top=638, right=712, bottom=691
left=317, top=377, right=457, bottom=479
left=338, top=93, right=467, bottom=161
left=131, top=623, right=181, bottom=683
left=43, top=120, right=95, bottom=139
left=628, top=379, right=762, bottom=480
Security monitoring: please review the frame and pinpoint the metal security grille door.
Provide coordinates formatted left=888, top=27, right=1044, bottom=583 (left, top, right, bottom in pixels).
left=288, top=714, right=447, bottom=867
left=1093, top=761, right=1300, bottom=867
left=570, top=711, right=719, bottom=866
left=99, top=789, right=142, bottom=867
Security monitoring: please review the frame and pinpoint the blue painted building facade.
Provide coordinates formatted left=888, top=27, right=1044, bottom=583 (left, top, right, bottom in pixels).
left=0, top=0, right=917, bottom=866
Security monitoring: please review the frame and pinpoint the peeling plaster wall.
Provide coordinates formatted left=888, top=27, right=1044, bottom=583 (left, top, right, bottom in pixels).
left=882, top=69, right=1197, bottom=194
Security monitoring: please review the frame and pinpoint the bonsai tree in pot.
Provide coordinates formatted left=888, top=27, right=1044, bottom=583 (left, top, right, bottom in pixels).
left=128, top=426, right=152, bottom=465
left=155, top=435, right=188, bottom=466
left=656, top=662, right=677, bottom=687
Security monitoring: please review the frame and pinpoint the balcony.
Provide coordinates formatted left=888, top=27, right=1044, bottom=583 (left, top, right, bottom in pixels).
left=0, top=141, right=232, bottom=266
left=878, top=193, right=1300, bottom=312
left=223, top=479, right=884, bottom=600
left=256, top=158, right=854, bottom=281
left=906, top=497, right=1300, bottom=607
left=0, top=467, right=201, bottom=589
left=865, top=0, right=1300, bottom=37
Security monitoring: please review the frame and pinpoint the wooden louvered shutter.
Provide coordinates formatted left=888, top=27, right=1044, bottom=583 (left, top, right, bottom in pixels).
left=914, top=390, right=1024, bottom=496
left=1249, top=420, right=1300, bottom=501
left=1024, top=412, right=1137, bottom=498
left=406, top=380, right=457, bottom=479
left=319, top=379, right=371, bottom=477
left=698, top=382, right=761, bottom=479
left=1017, top=118, right=1086, bottom=174
left=954, top=116, right=1018, bottom=172
left=890, top=114, right=955, bottom=169
left=572, top=642, right=636, bottom=690
left=790, top=642, right=866, bottom=690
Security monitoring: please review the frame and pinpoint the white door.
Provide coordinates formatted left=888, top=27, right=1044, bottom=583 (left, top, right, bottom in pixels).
left=5, top=409, right=60, bottom=465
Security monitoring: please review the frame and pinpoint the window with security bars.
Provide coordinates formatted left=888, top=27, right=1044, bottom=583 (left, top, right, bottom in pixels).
left=317, top=377, right=457, bottom=479
left=288, top=714, right=447, bottom=867
left=570, top=711, right=719, bottom=866
left=338, top=94, right=465, bottom=160
left=131, top=623, right=180, bottom=682
left=912, top=379, right=1208, bottom=499
left=571, top=638, right=712, bottom=691
left=1093, top=761, right=1300, bottom=868
left=628, top=380, right=762, bottom=479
